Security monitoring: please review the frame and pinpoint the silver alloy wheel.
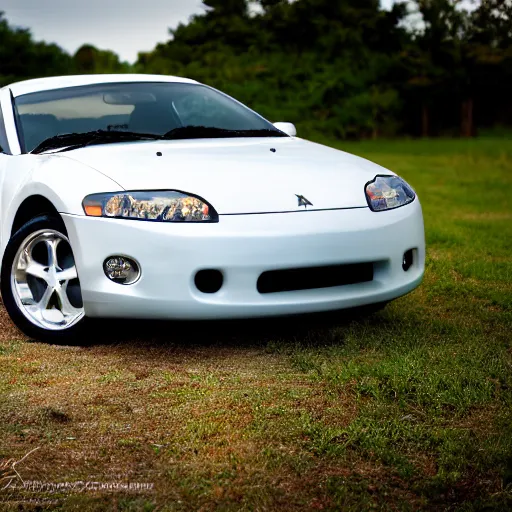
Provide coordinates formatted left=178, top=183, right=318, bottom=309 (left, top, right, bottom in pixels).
left=11, top=229, right=84, bottom=331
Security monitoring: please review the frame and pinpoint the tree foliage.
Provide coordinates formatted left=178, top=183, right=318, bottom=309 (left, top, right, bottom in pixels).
left=73, top=45, right=130, bottom=74
left=0, top=12, right=128, bottom=86
left=1, top=2, right=510, bottom=139
left=0, top=12, right=73, bottom=85
left=136, top=0, right=511, bottom=138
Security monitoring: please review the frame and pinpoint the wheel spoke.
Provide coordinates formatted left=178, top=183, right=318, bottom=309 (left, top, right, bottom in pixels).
left=25, top=262, right=50, bottom=283
left=55, top=283, right=82, bottom=317
left=57, top=266, right=78, bottom=282
left=38, top=285, right=55, bottom=310
left=45, top=238, right=61, bottom=270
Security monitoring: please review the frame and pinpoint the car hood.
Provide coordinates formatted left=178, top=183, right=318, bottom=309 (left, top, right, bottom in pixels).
left=62, top=137, right=389, bottom=215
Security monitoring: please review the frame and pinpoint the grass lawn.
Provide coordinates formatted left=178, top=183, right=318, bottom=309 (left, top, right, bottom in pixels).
left=0, top=137, right=511, bottom=511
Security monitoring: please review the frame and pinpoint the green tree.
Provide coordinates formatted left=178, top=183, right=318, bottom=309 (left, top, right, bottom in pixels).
left=137, top=0, right=410, bottom=139
left=0, top=12, right=73, bottom=86
left=73, top=45, right=130, bottom=74
left=0, top=13, right=130, bottom=87
left=2, top=0, right=508, bottom=140
left=466, top=0, right=512, bottom=131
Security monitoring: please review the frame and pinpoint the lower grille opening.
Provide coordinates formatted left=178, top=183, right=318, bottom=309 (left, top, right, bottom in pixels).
left=257, top=263, right=374, bottom=294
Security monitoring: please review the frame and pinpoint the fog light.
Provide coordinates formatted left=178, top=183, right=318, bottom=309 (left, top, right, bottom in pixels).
left=402, top=249, right=414, bottom=272
left=104, top=256, right=140, bottom=285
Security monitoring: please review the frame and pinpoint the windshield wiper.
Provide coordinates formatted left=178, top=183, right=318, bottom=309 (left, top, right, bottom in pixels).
left=163, top=126, right=288, bottom=140
left=31, top=126, right=287, bottom=154
left=31, top=130, right=164, bottom=154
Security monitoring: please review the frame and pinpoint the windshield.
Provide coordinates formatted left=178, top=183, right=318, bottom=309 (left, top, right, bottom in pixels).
left=14, top=82, right=284, bottom=152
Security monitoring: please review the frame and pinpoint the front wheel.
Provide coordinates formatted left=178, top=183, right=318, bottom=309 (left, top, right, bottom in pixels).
left=1, top=215, right=86, bottom=343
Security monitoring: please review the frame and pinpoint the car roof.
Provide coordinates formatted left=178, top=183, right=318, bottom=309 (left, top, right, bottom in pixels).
left=6, top=74, right=199, bottom=97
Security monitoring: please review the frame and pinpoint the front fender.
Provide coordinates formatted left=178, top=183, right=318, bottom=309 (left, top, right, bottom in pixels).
left=1, top=154, right=123, bottom=258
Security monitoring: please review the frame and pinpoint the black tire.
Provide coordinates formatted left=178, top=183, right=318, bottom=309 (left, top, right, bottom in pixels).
left=1, top=215, right=86, bottom=343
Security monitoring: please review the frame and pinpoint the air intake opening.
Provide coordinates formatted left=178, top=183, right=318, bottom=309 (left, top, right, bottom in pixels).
left=257, top=263, right=374, bottom=294
left=195, top=270, right=223, bottom=294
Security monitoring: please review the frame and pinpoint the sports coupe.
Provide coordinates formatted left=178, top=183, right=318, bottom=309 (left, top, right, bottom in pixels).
left=0, top=75, right=425, bottom=342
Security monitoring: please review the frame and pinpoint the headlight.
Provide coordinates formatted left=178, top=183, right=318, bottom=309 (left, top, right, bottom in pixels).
left=83, top=191, right=218, bottom=222
left=365, top=175, right=416, bottom=212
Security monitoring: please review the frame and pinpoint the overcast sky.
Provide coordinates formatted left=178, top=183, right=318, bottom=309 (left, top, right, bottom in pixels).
left=3, top=0, right=395, bottom=63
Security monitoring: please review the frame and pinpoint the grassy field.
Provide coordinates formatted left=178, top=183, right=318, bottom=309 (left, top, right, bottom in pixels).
left=0, top=137, right=511, bottom=511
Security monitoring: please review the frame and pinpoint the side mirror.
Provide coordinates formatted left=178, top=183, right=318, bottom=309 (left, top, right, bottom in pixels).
left=273, top=122, right=297, bottom=137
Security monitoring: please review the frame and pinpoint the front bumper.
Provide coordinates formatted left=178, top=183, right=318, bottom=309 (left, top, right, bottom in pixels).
left=62, top=201, right=425, bottom=320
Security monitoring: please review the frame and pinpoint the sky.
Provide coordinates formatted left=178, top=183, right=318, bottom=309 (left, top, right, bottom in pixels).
left=3, top=0, right=395, bottom=63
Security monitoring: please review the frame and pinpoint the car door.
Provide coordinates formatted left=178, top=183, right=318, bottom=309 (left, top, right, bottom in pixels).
left=0, top=98, right=11, bottom=222
left=0, top=98, right=11, bottom=258
left=0, top=87, right=22, bottom=256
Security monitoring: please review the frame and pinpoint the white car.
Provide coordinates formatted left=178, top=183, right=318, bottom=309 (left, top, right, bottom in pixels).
left=0, top=74, right=425, bottom=342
